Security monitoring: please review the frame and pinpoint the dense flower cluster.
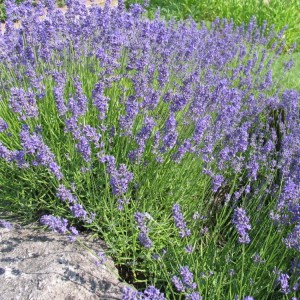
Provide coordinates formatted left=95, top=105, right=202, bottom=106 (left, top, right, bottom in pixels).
left=40, top=215, right=80, bottom=242
left=283, top=223, right=300, bottom=251
left=0, top=0, right=299, bottom=298
left=40, top=215, right=69, bottom=234
left=19, top=124, right=63, bottom=180
left=0, top=0, right=298, bottom=223
left=122, top=285, right=166, bottom=300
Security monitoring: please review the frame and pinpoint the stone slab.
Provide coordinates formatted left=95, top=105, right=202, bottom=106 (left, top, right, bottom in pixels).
left=0, top=217, right=129, bottom=300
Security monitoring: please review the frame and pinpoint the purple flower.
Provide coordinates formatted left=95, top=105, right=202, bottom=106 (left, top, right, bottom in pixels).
left=122, top=285, right=166, bottom=300
left=81, top=125, right=101, bottom=145
left=171, top=276, right=185, bottom=292
left=172, top=204, right=191, bottom=238
left=161, top=113, right=178, bottom=152
left=142, top=285, right=166, bottom=299
left=212, top=174, right=225, bottom=192
left=75, top=135, right=91, bottom=162
left=138, top=232, right=153, bottom=249
left=0, top=143, right=13, bottom=162
left=95, top=251, right=106, bottom=266
left=9, top=87, right=39, bottom=120
left=180, top=266, right=197, bottom=290
left=232, top=207, right=251, bottom=244
left=135, top=212, right=153, bottom=249
left=70, top=203, right=88, bottom=220
left=122, top=286, right=139, bottom=300
left=172, top=266, right=198, bottom=293
left=135, top=212, right=149, bottom=233
left=19, top=125, right=63, bottom=180
left=185, top=244, right=194, bottom=253
left=243, top=297, right=254, bottom=300
left=52, top=71, right=68, bottom=116
left=0, top=118, right=8, bottom=133
left=101, top=156, right=134, bottom=200
left=117, top=197, right=129, bottom=211
left=40, top=215, right=68, bottom=234
left=0, top=219, right=13, bottom=229
left=276, top=273, right=290, bottom=295
left=68, top=226, right=79, bottom=242
left=283, top=224, right=300, bottom=251
left=73, top=76, right=87, bottom=115
left=110, top=164, right=134, bottom=196
left=129, top=116, right=156, bottom=163
left=186, top=292, right=202, bottom=300
left=252, top=253, right=265, bottom=264
left=56, top=185, right=78, bottom=204
left=92, top=81, right=110, bottom=120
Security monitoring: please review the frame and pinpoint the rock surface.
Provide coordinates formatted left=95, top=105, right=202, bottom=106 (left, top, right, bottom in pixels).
left=0, top=217, right=129, bottom=300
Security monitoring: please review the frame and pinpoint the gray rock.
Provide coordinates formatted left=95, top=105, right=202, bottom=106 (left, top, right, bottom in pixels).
left=0, top=218, right=130, bottom=300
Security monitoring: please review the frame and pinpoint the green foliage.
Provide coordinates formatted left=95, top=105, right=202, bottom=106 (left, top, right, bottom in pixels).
left=272, top=51, right=300, bottom=90
left=0, top=1, right=299, bottom=298
left=0, top=40, right=298, bottom=298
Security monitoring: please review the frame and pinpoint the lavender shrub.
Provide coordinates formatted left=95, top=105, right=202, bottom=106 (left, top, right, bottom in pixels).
left=0, top=0, right=299, bottom=298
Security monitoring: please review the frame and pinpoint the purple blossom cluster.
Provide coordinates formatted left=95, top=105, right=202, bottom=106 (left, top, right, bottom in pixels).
left=276, top=272, right=290, bottom=295
left=40, top=214, right=69, bottom=234
left=19, top=125, right=63, bottom=179
left=95, top=251, right=106, bottom=266
left=0, top=1, right=297, bottom=221
left=0, top=142, right=28, bottom=168
left=40, top=215, right=79, bottom=242
left=0, top=219, right=13, bottom=229
left=172, top=265, right=201, bottom=299
left=232, top=207, right=251, bottom=244
left=56, top=184, right=95, bottom=222
left=0, top=118, right=8, bottom=133
left=172, top=204, right=191, bottom=238
left=122, top=285, right=166, bottom=300
left=134, top=211, right=153, bottom=249
left=283, top=223, right=300, bottom=252
left=100, top=155, right=134, bottom=210
left=0, top=0, right=300, bottom=297
left=9, top=87, right=39, bottom=121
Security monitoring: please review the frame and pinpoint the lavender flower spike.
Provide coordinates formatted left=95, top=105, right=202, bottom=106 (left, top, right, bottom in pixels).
left=186, top=292, right=203, bottom=300
left=122, top=285, right=166, bottom=300
left=172, top=265, right=198, bottom=294
left=0, top=118, right=8, bottom=133
left=232, top=207, right=251, bottom=244
left=276, top=273, right=290, bottom=295
left=172, top=204, right=191, bottom=238
left=40, top=215, right=68, bottom=234
left=134, top=211, right=153, bottom=249
left=0, top=219, right=13, bottom=229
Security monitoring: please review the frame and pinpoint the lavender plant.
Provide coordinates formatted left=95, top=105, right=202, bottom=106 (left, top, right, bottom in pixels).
left=0, top=0, right=299, bottom=298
